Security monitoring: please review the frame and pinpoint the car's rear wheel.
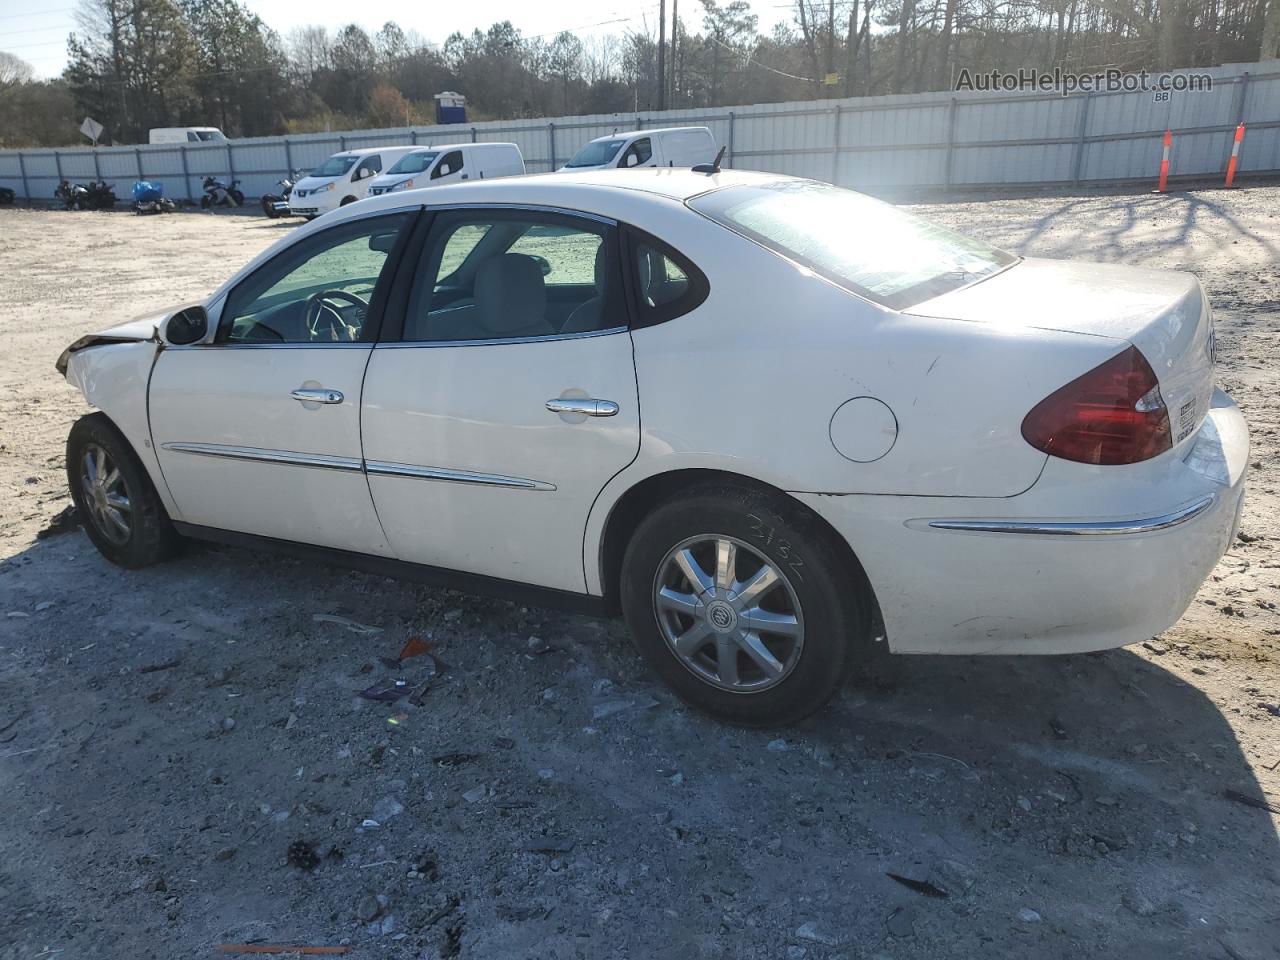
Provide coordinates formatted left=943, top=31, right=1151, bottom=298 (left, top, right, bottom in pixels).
left=621, top=484, right=868, bottom=726
left=66, top=413, right=179, bottom=568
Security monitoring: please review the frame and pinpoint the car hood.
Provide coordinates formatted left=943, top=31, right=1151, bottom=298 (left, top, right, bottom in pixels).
left=295, top=176, right=337, bottom=191
left=369, top=174, right=412, bottom=188
left=56, top=312, right=168, bottom=376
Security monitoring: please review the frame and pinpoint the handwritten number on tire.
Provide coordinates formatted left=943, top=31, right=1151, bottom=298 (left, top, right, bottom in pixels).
left=747, top=513, right=805, bottom=582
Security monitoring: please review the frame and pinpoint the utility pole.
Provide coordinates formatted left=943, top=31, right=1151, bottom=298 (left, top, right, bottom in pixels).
left=826, top=0, right=836, bottom=94
left=658, top=0, right=667, bottom=111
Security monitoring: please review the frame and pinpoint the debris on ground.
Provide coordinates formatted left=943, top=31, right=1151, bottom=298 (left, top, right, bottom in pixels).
left=287, top=840, right=320, bottom=871
left=35, top=505, right=79, bottom=539
left=886, top=872, right=949, bottom=898
left=312, top=613, right=383, bottom=636
left=357, top=678, right=410, bottom=702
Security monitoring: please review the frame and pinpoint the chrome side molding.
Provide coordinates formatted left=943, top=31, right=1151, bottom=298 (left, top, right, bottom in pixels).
left=160, top=442, right=363, bottom=473
left=162, top=443, right=556, bottom=491
left=924, top=495, right=1215, bottom=536
left=365, top=460, right=556, bottom=491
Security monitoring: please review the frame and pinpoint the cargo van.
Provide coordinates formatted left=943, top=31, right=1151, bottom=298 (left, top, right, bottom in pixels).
left=367, top=142, right=525, bottom=196
left=560, top=126, right=717, bottom=171
left=289, top=146, right=420, bottom=219
left=149, top=127, right=227, bottom=144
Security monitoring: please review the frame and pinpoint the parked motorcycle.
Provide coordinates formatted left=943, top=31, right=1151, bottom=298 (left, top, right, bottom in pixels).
left=55, top=179, right=90, bottom=210
left=260, top=170, right=300, bottom=218
left=201, top=176, right=244, bottom=208
left=0, top=186, right=15, bottom=205
left=54, top=179, right=117, bottom=210
left=132, top=180, right=177, bottom=215
left=85, top=180, right=117, bottom=209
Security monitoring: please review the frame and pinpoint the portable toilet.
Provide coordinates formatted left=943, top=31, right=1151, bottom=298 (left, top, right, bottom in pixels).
left=435, top=92, right=467, bottom=125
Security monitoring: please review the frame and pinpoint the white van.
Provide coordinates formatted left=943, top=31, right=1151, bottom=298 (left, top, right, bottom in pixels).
left=560, top=126, right=717, bottom=171
left=289, top=146, right=421, bottom=219
left=367, top=142, right=525, bottom=196
left=149, top=127, right=227, bottom=144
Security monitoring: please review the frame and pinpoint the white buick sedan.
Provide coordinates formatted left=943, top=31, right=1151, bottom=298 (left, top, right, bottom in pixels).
left=58, top=169, right=1248, bottom=725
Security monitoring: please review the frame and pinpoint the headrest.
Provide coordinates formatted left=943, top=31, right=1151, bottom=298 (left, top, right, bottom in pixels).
left=474, top=254, right=548, bottom=336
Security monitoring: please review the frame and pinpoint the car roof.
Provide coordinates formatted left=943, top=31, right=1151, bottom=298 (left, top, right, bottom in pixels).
left=343, top=167, right=785, bottom=220
left=588, top=126, right=710, bottom=143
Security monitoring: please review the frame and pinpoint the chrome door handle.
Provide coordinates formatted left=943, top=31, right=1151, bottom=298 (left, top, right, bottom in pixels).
left=291, top=388, right=344, bottom=404
left=546, top=398, right=619, bottom=417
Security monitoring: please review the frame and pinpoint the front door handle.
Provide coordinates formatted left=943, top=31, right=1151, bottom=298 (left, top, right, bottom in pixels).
left=291, top=387, right=344, bottom=405
left=546, top=398, right=619, bottom=417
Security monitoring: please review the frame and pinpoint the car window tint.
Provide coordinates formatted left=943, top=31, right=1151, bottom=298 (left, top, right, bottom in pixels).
left=507, top=225, right=601, bottom=286
left=220, top=213, right=410, bottom=344
left=432, top=150, right=464, bottom=179
left=629, top=232, right=709, bottom=328
left=621, top=138, right=652, bottom=167
left=403, top=210, right=620, bottom=342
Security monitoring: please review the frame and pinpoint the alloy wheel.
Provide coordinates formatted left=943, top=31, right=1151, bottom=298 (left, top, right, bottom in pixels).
left=652, top=535, right=804, bottom=693
left=80, top=443, right=132, bottom=546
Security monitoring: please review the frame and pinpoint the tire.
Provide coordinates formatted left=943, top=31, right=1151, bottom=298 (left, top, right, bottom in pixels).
left=66, top=413, right=179, bottom=569
left=200, top=195, right=211, bottom=209
left=261, top=196, right=278, bottom=218
left=230, top=190, right=244, bottom=206
left=620, top=484, right=869, bottom=727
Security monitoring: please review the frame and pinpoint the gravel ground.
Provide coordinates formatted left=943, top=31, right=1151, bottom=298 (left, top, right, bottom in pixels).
left=1, top=190, right=1278, bottom=960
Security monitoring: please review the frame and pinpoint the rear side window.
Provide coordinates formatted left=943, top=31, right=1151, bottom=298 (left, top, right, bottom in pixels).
left=689, top=180, right=1016, bottom=310
left=626, top=229, right=708, bottom=328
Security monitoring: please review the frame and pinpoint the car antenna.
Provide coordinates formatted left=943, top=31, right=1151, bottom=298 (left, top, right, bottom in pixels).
left=692, top=147, right=726, bottom=175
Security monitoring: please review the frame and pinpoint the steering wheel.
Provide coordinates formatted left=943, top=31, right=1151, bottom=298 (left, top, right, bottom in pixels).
left=304, top=289, right=369, bottom=341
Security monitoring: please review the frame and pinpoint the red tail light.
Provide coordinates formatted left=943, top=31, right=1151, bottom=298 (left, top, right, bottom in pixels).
left=1021, top=345, right=1172, bottom=465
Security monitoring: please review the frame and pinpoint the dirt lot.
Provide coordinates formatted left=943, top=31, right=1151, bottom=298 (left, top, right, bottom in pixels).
left=1, top=190, right=1278, bottom=960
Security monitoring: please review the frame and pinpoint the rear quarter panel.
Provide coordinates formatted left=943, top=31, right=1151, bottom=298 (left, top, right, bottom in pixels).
left=581, top=201, right=1129, bottom=591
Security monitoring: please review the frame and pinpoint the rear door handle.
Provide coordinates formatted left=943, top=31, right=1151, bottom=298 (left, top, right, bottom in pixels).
left=546, top=398, right=619, bottom=417
left=291, top=388, right=344, bottom=405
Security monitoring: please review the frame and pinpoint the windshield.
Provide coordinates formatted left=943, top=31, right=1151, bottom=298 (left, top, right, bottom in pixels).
left=565, top=139, right=626, bottom=168
left=310, top=155, right=358, bottom=178
left=689, top=181, right=1017, bottom=310
left=388, top=151, right=440, bottom=175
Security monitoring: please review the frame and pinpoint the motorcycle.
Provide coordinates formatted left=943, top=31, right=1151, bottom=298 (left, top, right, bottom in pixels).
left=201, top=175, right=244, bottom=208
left=85, top=180, right=117, bottom=209
left=55, top=179, right=117, bottom=210
left=260, top=170, right=300, bottom=218
left=132, top=180, right=177, bottom=215
left=55, top=179, right=90, bottom=210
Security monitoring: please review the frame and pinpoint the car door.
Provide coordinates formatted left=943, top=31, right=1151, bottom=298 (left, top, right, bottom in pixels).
left=149, top=209, right=416, bottom=554
left=361, top=205, right=639, bottom=592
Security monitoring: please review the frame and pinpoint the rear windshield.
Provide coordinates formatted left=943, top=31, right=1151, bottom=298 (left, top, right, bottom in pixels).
left=388, top=151, right=440, bottom=175
left=566, top=139, right=626, bottom=168
left=311, top=155, right=358, bottom=178
left=689, top=181, right=1016, bottom=310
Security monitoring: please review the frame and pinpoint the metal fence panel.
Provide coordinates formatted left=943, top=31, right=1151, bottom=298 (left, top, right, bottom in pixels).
left=2, top=59, right=1276, bottom=201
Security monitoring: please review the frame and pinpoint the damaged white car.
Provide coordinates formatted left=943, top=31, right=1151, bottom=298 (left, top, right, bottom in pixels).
left=58, top=169, right=1248, bottom=725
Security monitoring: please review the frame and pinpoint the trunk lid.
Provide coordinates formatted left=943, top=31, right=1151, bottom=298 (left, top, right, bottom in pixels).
left=906, top=257, right=1216, bottom=452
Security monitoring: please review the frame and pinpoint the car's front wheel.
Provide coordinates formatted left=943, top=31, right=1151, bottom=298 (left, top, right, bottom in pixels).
left=66, top=413, right=179, bottom=568
left=621, top=484, right=869, bottom=726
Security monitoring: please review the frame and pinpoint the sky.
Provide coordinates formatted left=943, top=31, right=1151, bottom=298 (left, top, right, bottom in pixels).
left=0, top=0, right=796, bottom=79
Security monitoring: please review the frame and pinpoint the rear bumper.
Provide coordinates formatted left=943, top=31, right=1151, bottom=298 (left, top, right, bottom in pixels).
left=796, top=388, right=1248, bottom=655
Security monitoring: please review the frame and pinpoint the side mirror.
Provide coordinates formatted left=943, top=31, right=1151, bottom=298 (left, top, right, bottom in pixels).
left=529, top=255, right=552, bottom=277
left=164, top=306, right=208, bottom=345
left=623, top=154, right=638, bottom=168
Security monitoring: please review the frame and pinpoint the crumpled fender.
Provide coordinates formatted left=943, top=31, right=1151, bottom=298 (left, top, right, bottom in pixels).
left=56, top=315, right=163, bottom=376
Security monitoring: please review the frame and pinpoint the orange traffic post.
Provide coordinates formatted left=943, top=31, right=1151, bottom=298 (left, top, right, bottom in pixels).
left=1225, top=122, right=1245, bottom=188
left=1157, top=128, right=1172, bottom=193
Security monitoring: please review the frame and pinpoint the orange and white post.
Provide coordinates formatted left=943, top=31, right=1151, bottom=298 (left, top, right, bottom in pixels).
left=1157, top=129, right=1172, bottom=193
left=1225, top=122, right=1246, bottom=188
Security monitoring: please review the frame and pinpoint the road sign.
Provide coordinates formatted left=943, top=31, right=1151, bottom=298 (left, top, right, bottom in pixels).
left=80, top=116, right=104, bottom=146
